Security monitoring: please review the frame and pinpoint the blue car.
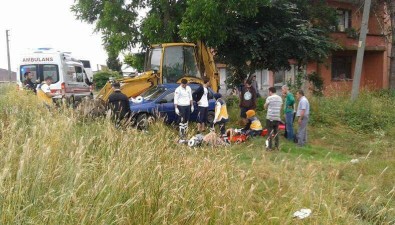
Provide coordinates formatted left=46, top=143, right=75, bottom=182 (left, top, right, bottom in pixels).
left=130, top=83, right=219, bottom=129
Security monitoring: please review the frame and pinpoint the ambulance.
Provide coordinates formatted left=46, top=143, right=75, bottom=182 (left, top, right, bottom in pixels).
left=17, top=48, right=93, bottom=103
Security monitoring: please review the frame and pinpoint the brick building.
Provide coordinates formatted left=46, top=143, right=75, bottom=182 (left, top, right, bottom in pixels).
left=307, top=0, right=391, bottom=94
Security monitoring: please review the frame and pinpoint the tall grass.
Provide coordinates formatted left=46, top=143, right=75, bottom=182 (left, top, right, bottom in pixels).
left=0, top=85, right=394, bottom=224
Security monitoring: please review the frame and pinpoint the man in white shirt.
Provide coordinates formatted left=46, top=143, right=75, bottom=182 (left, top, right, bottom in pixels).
left=264, top=87, right=283, bottom=151
left=174, top=79, right=194, bottom=142
left=37, top=76, right=61, bottom=105
left=193, top=78, right=210, bottom=133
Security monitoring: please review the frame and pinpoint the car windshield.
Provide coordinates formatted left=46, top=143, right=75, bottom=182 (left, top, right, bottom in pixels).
left=140, top=86, right=167, bottom=100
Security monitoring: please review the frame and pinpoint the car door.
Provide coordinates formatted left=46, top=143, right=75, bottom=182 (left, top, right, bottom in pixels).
left=157, top=91, right=176, bottom=123
left=73, top=66, right=90, bottom=99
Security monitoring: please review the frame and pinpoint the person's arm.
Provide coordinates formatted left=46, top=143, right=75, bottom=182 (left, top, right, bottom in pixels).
left=289, top=94, right=295, bottom=106
left=42, top=85, right=56, bottom=98
left=244, top=119, right=251, bottom=130
left=264, top=97, right=269, bottom=109
left=214, top=101, right=221, bottom=122
left=252, top=87, right=257, bottom=109
left=174, top=87, right=179, bottom=107
left=188, top=86, right=193, bottom=106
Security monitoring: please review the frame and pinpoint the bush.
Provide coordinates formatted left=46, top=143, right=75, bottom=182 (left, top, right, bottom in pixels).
left=309, top=91, right=395, bottom=133
left=93, top=70, right=122, bottom=90
left=225, top=95, right=239, bottom=108
left=256, top=97, right=264, bottom=111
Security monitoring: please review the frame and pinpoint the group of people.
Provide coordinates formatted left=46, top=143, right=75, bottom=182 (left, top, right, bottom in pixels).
left=236, top=77, right=310, bottom=149
left=22, top=72, right=63, bottom=105
left=224, top=74, right=310, bottom=149
left=175, top=78, right=229, bottom=144
left=174, top=76, right=310, bottom=149
left=93, top=75, right=310, bottom=149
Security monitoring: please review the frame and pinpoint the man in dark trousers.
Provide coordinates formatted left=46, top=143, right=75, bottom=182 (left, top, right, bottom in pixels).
left=193, top=78, right=210, bottom=133
left=107, top=82, right=131, bottom=126
left=239, top=79, right=256, bottom=119
left=264, top=87, right=283, bottom=151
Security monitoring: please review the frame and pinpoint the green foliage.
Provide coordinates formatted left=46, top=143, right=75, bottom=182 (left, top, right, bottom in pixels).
left=106, top=54, right=122, bottom=72
left=307, top=72, right=324, bottom=96
left=179, top=0, right=266, bottom=47
left=309, top=91, right=395, bottom=133
left=345, top=27, right=359, bottom=39
left=140, top=0, right=186, bottom=46
left=72, top=0, right=339, bottom=79
left=223, top=65, right=248, bottom=89
left=124, top=52, right=145, bottom=72
left=93, top=70, right=122, bottom=89
left=225, top=95, right=239, bottom=108
left=287, top=71, right=306, bottom=93
left=256, top=97, right=264, bottom=112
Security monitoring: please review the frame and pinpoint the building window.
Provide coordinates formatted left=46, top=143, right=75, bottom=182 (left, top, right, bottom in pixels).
left=336, top=9, right=352, bottom=32
left=332, top=56, right=352, bottom=81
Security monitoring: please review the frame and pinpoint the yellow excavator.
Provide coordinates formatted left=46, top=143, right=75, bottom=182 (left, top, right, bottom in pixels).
left=97, top=41, right=219, bottom=101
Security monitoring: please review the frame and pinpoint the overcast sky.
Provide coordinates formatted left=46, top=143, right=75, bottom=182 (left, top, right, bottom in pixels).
left=0, top=0, right=108, bottom=72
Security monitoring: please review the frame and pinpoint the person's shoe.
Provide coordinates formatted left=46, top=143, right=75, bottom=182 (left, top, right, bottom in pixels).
left=266, top=147, right=273, bottom=151
left=274, top=146, right=280, bottom=151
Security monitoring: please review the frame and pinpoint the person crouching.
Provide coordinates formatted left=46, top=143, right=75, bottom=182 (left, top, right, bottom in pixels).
left=213, top=94, right=230, bottom=143
left=243, top=110, right=263, bottom=137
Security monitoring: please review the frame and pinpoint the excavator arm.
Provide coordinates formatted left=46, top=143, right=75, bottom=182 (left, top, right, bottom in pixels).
left=196, top=40, right=219, bottom=92
left=96, top=71, right=159, bottom=101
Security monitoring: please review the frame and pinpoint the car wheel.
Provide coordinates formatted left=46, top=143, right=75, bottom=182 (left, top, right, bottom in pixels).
left=207, top=111, right=215, bottom=124
left=136, top=113, right=155, bottom=130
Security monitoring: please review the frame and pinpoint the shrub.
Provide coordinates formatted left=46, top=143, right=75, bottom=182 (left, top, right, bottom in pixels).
left=225, top=95, right=239, bottom=108
left=93, top=70, right=122, bottom=90
left=307, top=72, right=324, bottom=96
left=256, top=97, right=264, bottom=111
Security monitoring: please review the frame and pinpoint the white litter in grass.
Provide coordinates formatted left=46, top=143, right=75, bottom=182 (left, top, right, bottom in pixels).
left=350, top=159, right=360, bottom=164
left=293, top=208, right=312, bottom=219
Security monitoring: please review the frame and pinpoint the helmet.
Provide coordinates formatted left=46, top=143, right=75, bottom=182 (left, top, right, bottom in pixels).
left=246, top=110, right=255, bottom=119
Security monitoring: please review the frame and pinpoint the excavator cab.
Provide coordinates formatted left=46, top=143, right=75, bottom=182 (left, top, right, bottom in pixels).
left=97, top=42, right=219, bottom=102
left=147, top=44, right=202, bottom=84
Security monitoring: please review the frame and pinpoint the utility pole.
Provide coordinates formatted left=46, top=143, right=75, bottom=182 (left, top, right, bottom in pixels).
left=6, top=30, right=12, bottom=82
left=351, top=0, right=372, bottom=101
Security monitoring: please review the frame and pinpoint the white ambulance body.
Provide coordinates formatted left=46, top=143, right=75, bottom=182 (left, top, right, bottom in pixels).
left=17, top=48, right=92, bottom=102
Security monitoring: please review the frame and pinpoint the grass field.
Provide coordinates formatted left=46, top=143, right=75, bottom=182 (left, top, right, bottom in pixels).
left=0, top=85, right=394, bottom=224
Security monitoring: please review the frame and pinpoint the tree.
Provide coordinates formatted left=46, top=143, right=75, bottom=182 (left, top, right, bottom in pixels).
left=181, top=0, right=338, bottom=86
left=124, top=52, right=145, bottom=72
left=106, top=54, right=122, bottom=73
left=73, top=0, right=338, bottom=86
left=72, top=0, right=185, bottom=58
